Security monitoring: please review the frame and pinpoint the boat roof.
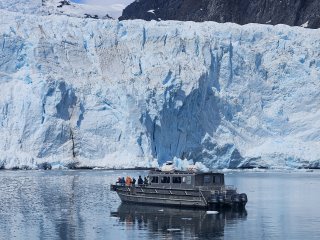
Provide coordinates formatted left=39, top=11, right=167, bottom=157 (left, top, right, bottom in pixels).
left=149, top=170, right=224, bottom=176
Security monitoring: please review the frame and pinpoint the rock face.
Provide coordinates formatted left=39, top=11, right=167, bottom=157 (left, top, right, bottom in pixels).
left=1, top=4, right=320, bottom=169
left=120, top=0, right=320, bottom=29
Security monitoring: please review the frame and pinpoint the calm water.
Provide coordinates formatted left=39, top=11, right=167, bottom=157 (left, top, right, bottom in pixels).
left=0, top=170, right=319, bottom=239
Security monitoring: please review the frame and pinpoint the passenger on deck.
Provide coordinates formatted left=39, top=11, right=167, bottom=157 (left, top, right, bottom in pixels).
left=132, top=177, right=136, bottom=186
left=116, top=177, right=121, bottom=184
left=120, top=177, right=125, bottom=186
left=125, top=176, right=132, bottom=186
left=144, top=177, right=148, bottom=185
left=138, top=176, right=143, bottom=185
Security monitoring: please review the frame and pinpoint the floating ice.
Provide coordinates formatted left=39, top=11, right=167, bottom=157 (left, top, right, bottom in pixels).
left=167, top=228, right=181, bottom=232
left=206, top=211, right=219, bottom=214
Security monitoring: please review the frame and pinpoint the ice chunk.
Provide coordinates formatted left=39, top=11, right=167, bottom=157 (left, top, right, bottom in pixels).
left=167, top=228, right=181, bottom=232
left=206, top=211, right=219, bottom=214
left=301, top=21, right=309, bottom=28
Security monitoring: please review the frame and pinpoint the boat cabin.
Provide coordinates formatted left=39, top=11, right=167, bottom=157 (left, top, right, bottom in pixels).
left=148, top=170, right=225, bottom=189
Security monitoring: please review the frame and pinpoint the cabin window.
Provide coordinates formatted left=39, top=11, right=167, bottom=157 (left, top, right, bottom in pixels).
left=151, top=176, right=159, bottom=183
left=186, top=176, right=192, bottom=184
left=204, top=175, right=211, bottom=184
left=214, top=176, right=220, bottom=184
left=172, top=177, right=182, bottom=184
left=160, top=176, right=170, bottom=183
left=182, top=176, right=192, bottom=184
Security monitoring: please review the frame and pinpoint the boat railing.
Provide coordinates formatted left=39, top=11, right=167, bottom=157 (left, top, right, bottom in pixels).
left=197, top=185, right=237, bottom=193
left=197, top=186, right=223, bottom=191
left=114, top=183, right=151, bottom=188
left=223, top=185, right=237, bottom=191
left=199, top=189, right=208, bottom=205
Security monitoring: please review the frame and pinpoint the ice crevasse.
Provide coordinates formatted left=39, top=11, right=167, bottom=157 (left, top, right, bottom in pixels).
left=0, top=9, right=320, bottom=169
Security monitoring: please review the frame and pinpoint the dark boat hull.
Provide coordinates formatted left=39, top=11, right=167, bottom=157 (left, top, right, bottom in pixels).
left=118, top=191, right=207, bottom=208
left=111, top=185, right=247, bottom=210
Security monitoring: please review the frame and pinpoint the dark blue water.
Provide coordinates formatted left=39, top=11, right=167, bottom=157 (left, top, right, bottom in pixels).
left=0, top=170, right=319, bottom=239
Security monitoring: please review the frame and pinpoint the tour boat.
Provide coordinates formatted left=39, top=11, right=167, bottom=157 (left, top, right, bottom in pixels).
left=111, top=168, right=247, bottom=209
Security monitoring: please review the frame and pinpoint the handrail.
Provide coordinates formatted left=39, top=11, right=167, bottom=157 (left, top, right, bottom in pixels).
left=199, top=190, right=207, bottom=206
left=197, top=186, right=224, bottom=191
left=224, top=185, right=237, bottom=191
left=114, top=183, right=236, bottom=192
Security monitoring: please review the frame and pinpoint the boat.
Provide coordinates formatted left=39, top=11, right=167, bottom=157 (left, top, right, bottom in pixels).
left=110, top=168, right=248, bottom=210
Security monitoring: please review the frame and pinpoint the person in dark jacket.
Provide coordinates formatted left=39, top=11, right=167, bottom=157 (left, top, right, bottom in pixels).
left=120, top=177, right=125, bottom=186
left=132, top=177, right=136, bottom=186
left=144, top=177, right=148, bottom=185
left=138, top=175, right=143, bottom=185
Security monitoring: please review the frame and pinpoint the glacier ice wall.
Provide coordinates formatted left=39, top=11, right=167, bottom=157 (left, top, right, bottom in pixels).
left=1, top=10, right=320, bottom=169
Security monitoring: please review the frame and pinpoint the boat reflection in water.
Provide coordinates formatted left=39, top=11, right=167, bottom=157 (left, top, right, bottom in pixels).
left=111, top=203, right=247, bottom=239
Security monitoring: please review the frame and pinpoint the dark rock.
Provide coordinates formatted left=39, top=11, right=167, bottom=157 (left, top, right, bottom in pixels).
left=57, top=0, right=71, bottom=8
left=21, top=165, right=32, bottom=170
left=37, top=162, right=52, bottom=170
left=104, top=14, right=113, bottom=19
left=65, top=161, right=80, bottom=169
left=307, top=161, right=320, bottom=169
left=84, top=14, right=99, bottom=19
left=120, top=0, right=320, bottom=29
left=11, top=165, right=33, bottom=170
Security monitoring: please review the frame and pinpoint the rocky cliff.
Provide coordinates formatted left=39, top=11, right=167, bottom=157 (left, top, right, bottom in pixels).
left=120, top=0, right=320, bottom=29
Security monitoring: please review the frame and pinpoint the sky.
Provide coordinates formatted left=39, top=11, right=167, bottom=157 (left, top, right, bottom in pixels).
left=71, top=0, right=134, bottom=18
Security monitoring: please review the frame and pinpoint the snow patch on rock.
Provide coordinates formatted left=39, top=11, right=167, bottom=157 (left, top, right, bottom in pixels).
left=0, top=0, right=113, bottom=19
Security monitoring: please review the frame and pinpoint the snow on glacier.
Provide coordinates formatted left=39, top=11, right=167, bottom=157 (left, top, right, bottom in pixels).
left=0, top=9, right=320, bottom=169
left=0, top=0, right=113, bottom=19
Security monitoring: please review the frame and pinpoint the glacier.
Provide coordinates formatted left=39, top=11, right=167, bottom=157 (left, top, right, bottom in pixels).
left=0, top=8, right=320, bottom=169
